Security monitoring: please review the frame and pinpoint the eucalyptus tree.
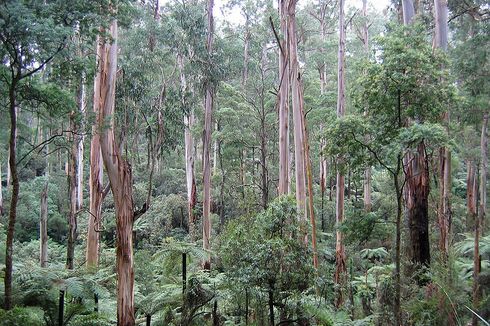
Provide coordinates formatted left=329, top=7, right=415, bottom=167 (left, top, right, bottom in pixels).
left=0, top=0, right=100, bottom=310
left=334, top=0, right=347, bottom=308
left=325, top=24, right=452, bottom=325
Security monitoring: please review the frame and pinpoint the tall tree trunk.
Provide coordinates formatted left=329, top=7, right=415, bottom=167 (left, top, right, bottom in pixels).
left=404, top=142, right=431, bottom=268
left=335, top=0, right=347, bottom=308
left=434, top=0, right=451, bottom=260
left=362, top=0, right=372, bottom=213
left=467, top=160, right=477, bottom=230
left=473, top=112, right=488, bottom=326
left=76, top=75, right=86, bottom=209
left=393, top=155, right=403, bottom=326
left=67, top=111, right=79, bottom=270
left=5, top=78, right=20, bottom=310
left=402, top=0, right=431, bottom=271
left=242, top=15, right=250, bottom=88
left=402, top=0, right=415, bottom=25
left=0, top=164, right=3, bottom=216
left=278, top=0, right=290, bottom=196
left=181, top=53, right=196, bottom=241
left=97, top=20, right=135, bottom=326
left=288, top=0, right=307, bottom=223
left=202, top=0, right=214, bottom=270
left=40, top=182, right=49, bottom=267
left=86, top=36, right=104, bottom=269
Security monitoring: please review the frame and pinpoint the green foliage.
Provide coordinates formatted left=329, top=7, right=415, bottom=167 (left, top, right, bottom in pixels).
left=0, top=307, right=44, bottom=326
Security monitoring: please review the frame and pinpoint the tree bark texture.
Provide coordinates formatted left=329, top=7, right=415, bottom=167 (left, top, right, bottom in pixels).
left=67, top=110, right=80, bottom=270
left=335, top=0, right=347, bottom=308
left=467, top=160, right=477, bottom=230
left=97, top=20, right=135, bottom=326
left=278, top=0, right=290, bottom=196
left=402, top=0, right=431, bottom=271
left=434, top=0, right=451, bottom=259
left=473, top=112, right=488, bottom=326
left=5, top=79, right=20, bottom=310
left=287, top=0, right=307, bottom=223
left=180, top=54, right=197, bottom=241
left=404, top=142, right=431, bottom=268
left=202, top=0, right=214, bottom=270
left=86, top=35, right=105, bottom=268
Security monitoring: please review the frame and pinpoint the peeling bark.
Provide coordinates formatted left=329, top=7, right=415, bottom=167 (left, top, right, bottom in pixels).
left=97, top=20, right=135, bottom=326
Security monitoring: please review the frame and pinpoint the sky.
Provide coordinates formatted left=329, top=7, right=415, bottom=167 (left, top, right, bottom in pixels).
left=214, top=0, right=392, bottom=26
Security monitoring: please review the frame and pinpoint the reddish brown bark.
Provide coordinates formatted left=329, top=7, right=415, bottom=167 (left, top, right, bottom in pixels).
left=404, top=142, right=431, bottom=268
left=97, top=20, right=135, bottom=326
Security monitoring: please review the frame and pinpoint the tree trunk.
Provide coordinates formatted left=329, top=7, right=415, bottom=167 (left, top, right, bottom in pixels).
left=278, top=0, right=290, bottom=196
left=288, top=0, right=307, bottom=223
left=335, top=0, right=347, bottom=308
left=67, top=111, right=79, bottom=270
left=0, top=164, right=3, bottom=216
left=268, top=281, right=274, bottom=326
left=58, top=290, right=65, bottom=326
left=402, top=0, right=430, bottom=271
left=40, top=182, right=49, bottom=267
left=361, top=0, right=372, bottom=213
left=97, top=20, right=135, bottom=326
left=473, top=112, right=488, bottom=326
left=76, top=72, right=86, bottom=209
left=402, top=0, right=415, bottom=25
left=86, top=35, right=104, bottom=269
left=4, top=79, right=20, bottom=310
left=404, top=142, right=431, bottom=268
left=434, top=0, right=451, bottom=260
left=242, top=15, right=250, bottom=88
left=467, top=160, right=477, bottom=230
left=202, top=0, right=214, bottom=270
left=393, top=156, right=403, bottom=326
left=180, top=54, right=197, bottom=241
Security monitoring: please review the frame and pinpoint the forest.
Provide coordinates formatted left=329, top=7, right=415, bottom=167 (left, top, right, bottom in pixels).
left=0, top=0, right=489, bottom=325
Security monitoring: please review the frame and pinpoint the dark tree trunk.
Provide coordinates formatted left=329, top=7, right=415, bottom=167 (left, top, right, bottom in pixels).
left=5, top=80, right=19, bottom=310
left=404, top=142, right=431, bottom=270
left=182, top=252, right=187, bottom=294
left=58, top=290, right=65, bottom=326
left=268, top=282, right=274, bottom=326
